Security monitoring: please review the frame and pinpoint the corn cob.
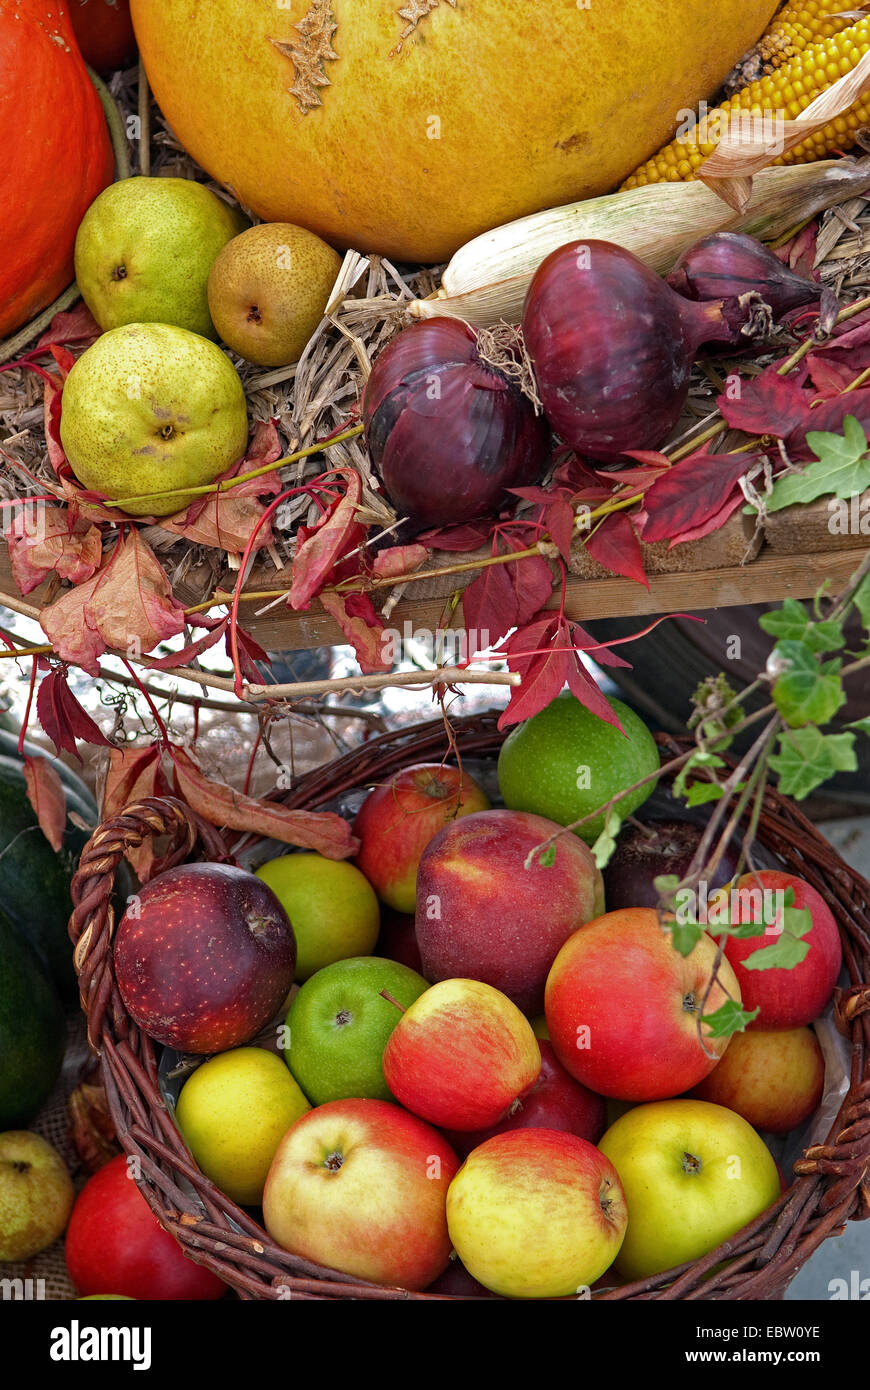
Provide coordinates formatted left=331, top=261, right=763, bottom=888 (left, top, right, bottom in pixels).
left=758, top=1, right=864, bottom=71
left=623, top=18, right=870, bottom=188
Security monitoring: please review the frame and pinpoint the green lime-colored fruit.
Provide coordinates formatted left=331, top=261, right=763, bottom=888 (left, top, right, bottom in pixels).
left=284, top=956, right=428, bottom=1106
left=60, top=322, right=249, bottom=517
left=74, top=177, right=247, bottom=338
left=207, top=222, right=342, bottom=367
left=255, top=852, right=379, bottom=982
left=497, top=692, right=660, bottom=844
left=176, top=1048, right=310, bottom=1206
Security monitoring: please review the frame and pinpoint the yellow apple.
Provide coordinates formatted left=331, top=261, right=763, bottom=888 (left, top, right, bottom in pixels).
left=254, top=853, right=379, bottom=981
left=598, top=1099, right=781, bottom=1282
left=446, top=1128, right=627, bottom=1299
left=175, top=1048, right=310, bottom=1206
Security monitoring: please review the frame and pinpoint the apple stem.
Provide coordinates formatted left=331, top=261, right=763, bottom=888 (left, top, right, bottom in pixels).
left=379, top=990, right=406, bottom=1013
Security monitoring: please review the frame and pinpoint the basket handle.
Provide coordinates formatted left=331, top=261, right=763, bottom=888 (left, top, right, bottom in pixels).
left=69, top=796, right=200, bottom=1052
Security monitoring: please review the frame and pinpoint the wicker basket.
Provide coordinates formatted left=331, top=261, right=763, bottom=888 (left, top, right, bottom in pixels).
left=68, top=712, right=870, bottom=1301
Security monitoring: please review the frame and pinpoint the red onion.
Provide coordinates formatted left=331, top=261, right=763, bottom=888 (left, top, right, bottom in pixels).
left=667, top=232, right=822, bottom=318
left=362, top=318, right=551, bottom=532
left=522, top=240, right=756, bottom=462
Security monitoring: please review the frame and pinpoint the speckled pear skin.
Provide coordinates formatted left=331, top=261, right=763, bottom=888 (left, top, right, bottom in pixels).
left=59, top=322, right=250, bottom=517
left=207, top=222, right=342, bottom=367
left=74, top=176, right=248, bottom=338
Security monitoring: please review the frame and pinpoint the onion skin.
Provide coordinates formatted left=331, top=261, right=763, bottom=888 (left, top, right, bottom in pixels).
left=363, top=318, right=551, bottom=531
left=522, top=240, right=749, bottom=461
left=667, top=232, right=821, bottom=318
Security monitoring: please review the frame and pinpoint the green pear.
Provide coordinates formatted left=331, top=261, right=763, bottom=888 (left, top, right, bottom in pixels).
left=59, top=323, right=250, bottom=517
left=207, top=222, right=342, bottom=366
left=0, top=1131, right=74, bottom=1261
left=74, top=177, right=248, bottom=338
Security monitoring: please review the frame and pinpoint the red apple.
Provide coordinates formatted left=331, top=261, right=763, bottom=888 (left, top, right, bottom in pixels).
left=375, top=908, right=424, bottom=975
left=69, top=0, right=138, bottom=76
left=415, top=809, right=604, bottom=1015
left=263, top=1098, right=459, bottom=1291
left=442, top=1040, right=606, bottom=1158
left=446, top=1129, right=628, bottom=1299
left=114, top=862, right=295, bottom=1054
left=65, top=1154, right=226, bottom=1300
left=687, top=1025, right=825, bottom=1133
left=353, top=762, right=490, bottom=913
left=709, top=871, right=842, bottom=1029
left=382, top=978, right=541, bottom=1130
left=544, top=908, right=742, bottom=1101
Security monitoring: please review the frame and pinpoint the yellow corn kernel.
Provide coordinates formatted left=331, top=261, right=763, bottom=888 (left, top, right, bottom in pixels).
left=759, top=0, right=860, bottom=71
left=622, top=18, right=870, bottom=191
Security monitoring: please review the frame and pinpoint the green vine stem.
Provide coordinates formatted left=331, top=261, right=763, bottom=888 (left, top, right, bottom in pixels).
left=87, top=65, right=132, bottom=181
left=0, top=282, right=81, bottom=366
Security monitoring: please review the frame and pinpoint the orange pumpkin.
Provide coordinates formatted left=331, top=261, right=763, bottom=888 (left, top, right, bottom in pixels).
left=68, top=0, right=137, bottom=76
left=0, top=1, right=114, bottom=338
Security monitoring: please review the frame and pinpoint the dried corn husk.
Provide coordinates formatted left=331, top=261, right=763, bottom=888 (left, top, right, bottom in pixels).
left=411, top=158, right=870, bottom=326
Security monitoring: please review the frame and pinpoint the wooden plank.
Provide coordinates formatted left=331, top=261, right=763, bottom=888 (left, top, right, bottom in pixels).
left=236, top=546, right=870, bottom=650
left=0, top=540, right=866, bottom=654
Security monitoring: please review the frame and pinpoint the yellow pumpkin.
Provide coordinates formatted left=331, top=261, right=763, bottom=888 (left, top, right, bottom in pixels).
left=131, top=0, right=778, bottom=264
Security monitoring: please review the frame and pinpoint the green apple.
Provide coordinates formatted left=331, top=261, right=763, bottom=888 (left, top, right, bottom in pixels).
left=598, top=1098, right=781, bottom=1281
left=254, top=853, right=379, bottom=982
left=283, top=956, right=428, bottom=1106
left=0, top=1131, right=74, bottom=1261
left=74, top=176, right=247, bottom=338
left=60, top=323, right=249, bottom=516
left=207, top=222, right=342, bottom=366
left=497, top=691, right=660, bottom=843
left=175, top=1048, right=310, bottom=1207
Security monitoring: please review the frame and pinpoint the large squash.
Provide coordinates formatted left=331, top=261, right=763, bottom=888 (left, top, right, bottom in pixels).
left=131, top=0, right=778, bottom=263
left=0, top=1, right=114, bottom=337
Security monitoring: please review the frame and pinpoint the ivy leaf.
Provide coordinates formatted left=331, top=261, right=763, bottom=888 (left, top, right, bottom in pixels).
left=685, top=781, right=728, bottom=806
left=742, top=906, right=813, bottom=972
left=771, top=639, right=846, bottom=727
left=538, top=843, right=556, bottom=868
left=670, top=918, right=704, bottom=957
left=702, top=1000, right=761, bottom=1039
left=849, top=716, right=870, bottom=738
left=591, top=808, right=622, bottom=869
left=759, top=598, right=845, bottom=653
left=673, top=750, right=726, bottom=800
left=766, top=416, right=870, bottom=512
left=769, top=726, right=857, bottom=799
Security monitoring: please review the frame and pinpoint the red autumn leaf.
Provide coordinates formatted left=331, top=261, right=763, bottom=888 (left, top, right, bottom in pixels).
left=22, top=754, right=66, bottom=852
left=583, top=511, right=648, bottom=588
left=4, top=503, right=103, bottom=595
left=463, top=532, right=554, bottom=647
left=145, top=616, right=230, bottom=670
left=166, top=419, right=284, bottom=552
left=417, top=521, right=493, bottom=552
left=101, top=744, right=166, bottom=880
left=35, top=302, right=101, bottom=352
left=171, top=745, right=359, bottom=859
left=40, top=531, right=186, bottom=677
left=638, top=453, right=761, bottom=545
left=371, top=543, right=429, bottom=579
left=497, top=614, right=626, bottom=731
left=290, top=468, right=366, bottom=609
left=569, top=619, right=632, bottom=671
left=602, top=451, right=673, bottom=488
left=36, top=667, right=113, bottom=759
left=319, top=589, right=391, bottom=673
left=666, top=489, right=747, bottom=547
left=788, top=388, right=870, bottom=460
left=510, top=485, right=577, bottom=561
left=229, top=625, right=272, bottom=683
left=805, top=353, right=856, bottom=399
left=717, top=365, right=811, bottom=438
left=43, top=372, right=67, bottom=478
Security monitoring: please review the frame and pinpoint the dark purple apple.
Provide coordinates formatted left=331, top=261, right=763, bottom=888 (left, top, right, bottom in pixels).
left=426, top=1257, right=500, bottom=1298
left=374, top=909, right=425, bottom=976
left=441, top=1040, right=606, bottom=1159
left=603, top=819, right=740, bottom=911
left=114, top=862, right=295, bottom=1054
